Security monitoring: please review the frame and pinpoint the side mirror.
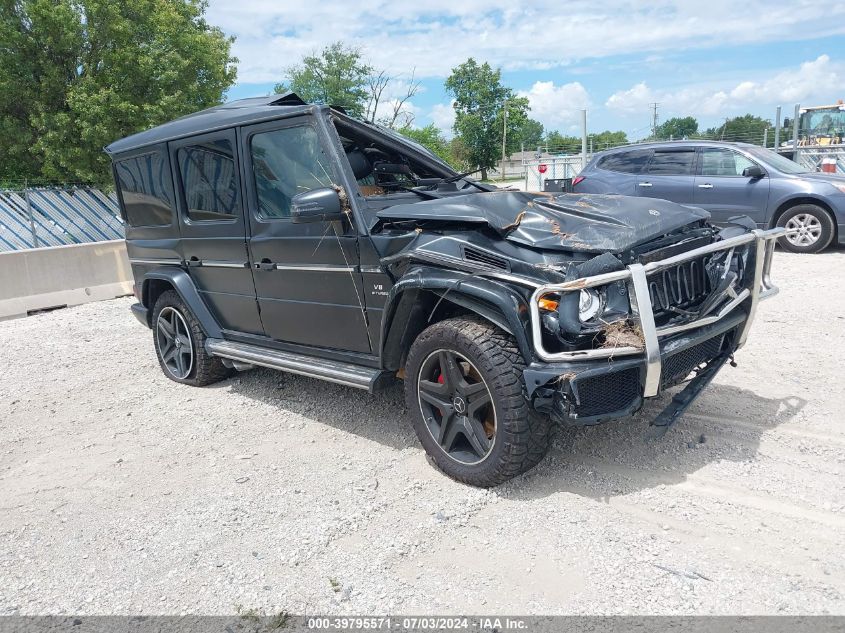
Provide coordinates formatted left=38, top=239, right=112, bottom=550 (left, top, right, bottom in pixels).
left=291, top=187, right=346, bottom=223
left=742, top=165, right=765, bottom=179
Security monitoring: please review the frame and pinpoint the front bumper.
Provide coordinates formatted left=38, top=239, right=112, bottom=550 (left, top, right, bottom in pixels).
left=525, top=228, right=782, bottom=426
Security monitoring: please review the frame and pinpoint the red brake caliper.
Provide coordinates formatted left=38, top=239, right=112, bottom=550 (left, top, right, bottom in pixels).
left=437, top=372, right=445, bottom=416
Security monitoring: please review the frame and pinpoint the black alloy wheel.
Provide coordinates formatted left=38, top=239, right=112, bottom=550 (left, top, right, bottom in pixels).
left=417, top=349, right=496, bottom=465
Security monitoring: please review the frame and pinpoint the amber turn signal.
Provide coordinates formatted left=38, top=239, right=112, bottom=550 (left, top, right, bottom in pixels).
left=538, top=297, right=559, bottom=311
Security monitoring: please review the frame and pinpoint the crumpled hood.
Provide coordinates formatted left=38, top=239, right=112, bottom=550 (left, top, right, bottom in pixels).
left=376, top=191, right=710, bottom=253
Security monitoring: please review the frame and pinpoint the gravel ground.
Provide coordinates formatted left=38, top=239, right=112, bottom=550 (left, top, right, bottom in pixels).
left=1, top=248, right=844, bottom=616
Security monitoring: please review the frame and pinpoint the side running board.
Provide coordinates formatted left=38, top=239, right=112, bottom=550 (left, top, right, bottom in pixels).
left=205, top=339, right=389, bottom=392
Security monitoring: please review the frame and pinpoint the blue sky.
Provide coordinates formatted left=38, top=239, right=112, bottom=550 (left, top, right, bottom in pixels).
left=209, top=1, right=845, bottom=141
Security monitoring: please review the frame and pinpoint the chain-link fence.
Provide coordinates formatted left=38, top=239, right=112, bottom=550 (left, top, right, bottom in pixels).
left=0, top=187, right=123, bottom=252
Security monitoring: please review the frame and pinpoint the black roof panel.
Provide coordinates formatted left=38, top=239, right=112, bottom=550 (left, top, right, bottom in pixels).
left=105, top=93, right=314, bottom=155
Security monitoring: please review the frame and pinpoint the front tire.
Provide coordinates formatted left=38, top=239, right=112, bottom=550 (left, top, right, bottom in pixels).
left=776, top=204, right=834, bottom=253
left=404, top=316, right=553, bottom=487
left=151, top=290, right=231, bottom=386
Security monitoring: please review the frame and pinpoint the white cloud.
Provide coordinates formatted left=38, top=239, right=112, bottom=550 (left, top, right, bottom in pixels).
left=430, top=101, right=456, bottom=132
left=605, top=82, right=653, bottom=114
left=207, top=1, right=845, bottom=84
left=605, top=55, right=845, bottom=122
left=726, top=54, right=840, bottom=104
left=517, top=81, right=590, bottom=129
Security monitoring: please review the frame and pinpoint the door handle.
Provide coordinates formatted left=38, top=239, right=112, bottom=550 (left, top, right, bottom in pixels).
left=254, top=259, right=276, bottom=271
left=186, top=256, right=203, bottom=267
left=637, top=182, right=652, bottom=187
left=698, top=183, right=714, bottom=189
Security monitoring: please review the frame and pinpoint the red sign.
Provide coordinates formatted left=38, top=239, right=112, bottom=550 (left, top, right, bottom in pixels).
left=538, top=164, right=548, bottom=174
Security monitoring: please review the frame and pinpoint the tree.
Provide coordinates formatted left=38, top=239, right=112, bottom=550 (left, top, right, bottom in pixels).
left=275, top=42, right=371, bottom=117
left=513, top=118, right=544, bottom=153
left=544, top=131, right=581, bottom=154
left=0, top=0, right=237, bottom=186
left=397, top=124, right=453, bottom=165
left=448, top=136, right=471, bottom=171
left=365, top=70, right=421, bottom=129
left=705, top=114, right=771, bottom=144
left=494, top=96, right=530, bottom=157
left=655, top=116, right=698, bottom=139
left=444, top=58, right=528, bottom=179
left=590, top=130, right=628, bottom=150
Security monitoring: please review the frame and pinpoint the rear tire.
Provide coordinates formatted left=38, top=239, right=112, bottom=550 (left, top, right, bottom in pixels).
left=776, top=204, right=834, bottom=253
left=151, top=290, right=231, bottom=386
left=404, top=316, right=553, bottom=487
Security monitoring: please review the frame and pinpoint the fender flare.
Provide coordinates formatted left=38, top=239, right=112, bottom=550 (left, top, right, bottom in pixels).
left=768, top=195, right=837, bottom=227
left=142, top=267, right=223, bottom=338
left=380, top=266, right=534, bottom=368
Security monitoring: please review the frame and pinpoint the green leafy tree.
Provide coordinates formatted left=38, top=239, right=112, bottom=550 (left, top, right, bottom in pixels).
left=544, top=130, right=582, bottom=154
left=705, top=114, right=771, bottom=144
left=397, top=124, right=453, bottom=165
left=590, top=130, right=628, bottom=150
left=655, top=116, right=698, bottom=139
left=448, top=136, right=471, bottom=171
left=495, top=96, right=530, bottom=157
left=513, top=117, right=544, bottom=153
left=0, top=0, right=237, bottom=186
left=444, top=58, right=528, bottom=179
left=275, top=42, right=372, bottom=118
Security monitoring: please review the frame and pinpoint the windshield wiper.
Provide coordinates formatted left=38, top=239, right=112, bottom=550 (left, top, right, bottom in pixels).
left=399, top=186, right=442, bottom=200
left=442, top=168, right=484, bottom=183
left=436, top=168, right=493, bottom=192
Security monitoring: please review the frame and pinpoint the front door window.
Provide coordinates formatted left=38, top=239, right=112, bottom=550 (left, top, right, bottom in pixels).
left=698, top=148, right=756, bottom=177
left=250, top=126, right=335, bottom=219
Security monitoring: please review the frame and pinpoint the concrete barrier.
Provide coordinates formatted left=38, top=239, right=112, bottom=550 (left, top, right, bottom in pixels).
left=0, top=240, right=133, bottom=320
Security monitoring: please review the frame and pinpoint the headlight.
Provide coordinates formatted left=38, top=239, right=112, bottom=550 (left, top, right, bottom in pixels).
left=578, top=289, right=602, bottom=322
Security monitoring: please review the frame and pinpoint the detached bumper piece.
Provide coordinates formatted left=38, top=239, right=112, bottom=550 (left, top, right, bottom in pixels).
left=526, top=228, right=783, bottom=433
left=646, top=350, right=731, bottom=439
left=530, top=314, right=741, bottom=426
left=130, top=302, right=149, bottom=327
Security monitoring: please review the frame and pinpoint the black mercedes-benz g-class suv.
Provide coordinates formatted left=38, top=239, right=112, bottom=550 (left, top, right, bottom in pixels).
left=107, top=93, right=782, bottom=486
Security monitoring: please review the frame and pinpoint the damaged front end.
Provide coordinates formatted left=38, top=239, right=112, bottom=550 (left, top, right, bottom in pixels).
left=524, top=226, right=783, bottom=434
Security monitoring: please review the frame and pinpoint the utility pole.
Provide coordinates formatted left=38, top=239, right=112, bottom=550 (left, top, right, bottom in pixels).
left=581, top=109, right=588, bottom=171
left=774, top=105, right=782, bottom=148
left=763, top=127, right=768, bottom=148
left=650, top=103, right=659, bottom=138
left=792, top=103, right=801, bottom=164
left=500, top=99, right=508, bottom=183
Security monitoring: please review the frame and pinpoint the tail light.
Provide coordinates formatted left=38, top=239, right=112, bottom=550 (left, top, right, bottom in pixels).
left=572, top=175, right=585, bottom=187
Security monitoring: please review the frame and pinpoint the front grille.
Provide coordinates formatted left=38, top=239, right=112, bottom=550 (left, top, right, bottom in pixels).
left=660, top=334, right=725, bottom=389
left=462, top=246, right=510, bottom=271
left=648, top=255, right=713, bottom=313
left=574, top=367, right=640, bottom=418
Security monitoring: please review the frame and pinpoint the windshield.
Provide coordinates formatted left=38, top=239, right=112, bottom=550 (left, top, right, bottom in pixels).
left=367, top=123, right=455, bottom=172
left=746, top=147, right=809, bottom=174
left=800, top=107, right=845, bottom=137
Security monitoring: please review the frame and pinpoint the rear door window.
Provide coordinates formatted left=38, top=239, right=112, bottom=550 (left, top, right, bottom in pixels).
left=115, top=151, right=175, bottom=227
left=177, top=139, right=239, bottom=222
left=598, top=149, right=652, bottom=174
left=646, top=150, right=696, bottom=175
